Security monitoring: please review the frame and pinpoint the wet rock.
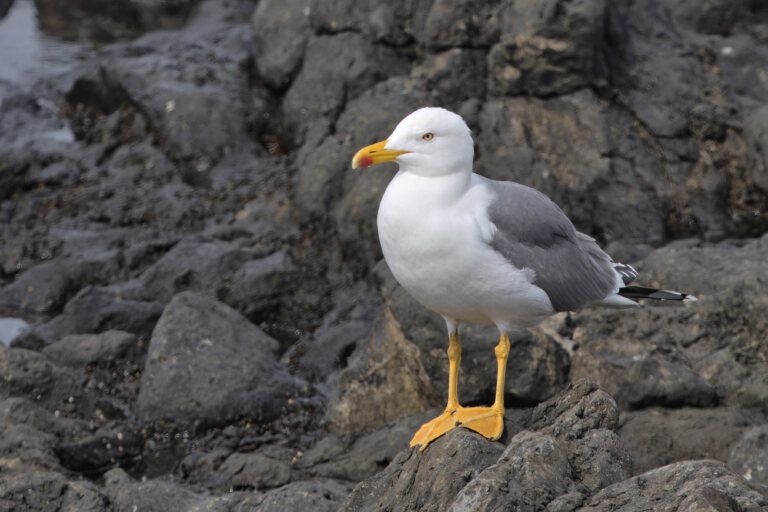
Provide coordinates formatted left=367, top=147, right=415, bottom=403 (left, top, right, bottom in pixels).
left=668, top=0, right=755, bottom=36
left=619, top=408, right=751, bottom=475
left=17, top=286, right=163, bottom=348
left=488, top=0, right=606, bottom=96
left=55, top=422, right=142, bottom=474
left=0, top=258, right=78, bottom=316
left=42, top=330, right=139, bottom=368
left=340, top=429, right=506, bottom=512
left=251, top=0, right=311, bottom=90
left=0, top=470, right=110, bottom=512
left=580, top=460, right=768, bottom=512
left=256, top=479, right=353, bottom=512
left=728, top=425, right=768, bottom=488
left=136, top=291, right=299, bottom=429
left=0, top=423, right=63, bottom=474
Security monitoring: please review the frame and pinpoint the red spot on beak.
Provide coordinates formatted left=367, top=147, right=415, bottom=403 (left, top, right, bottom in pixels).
left=358, top=156, right=374, bottom=168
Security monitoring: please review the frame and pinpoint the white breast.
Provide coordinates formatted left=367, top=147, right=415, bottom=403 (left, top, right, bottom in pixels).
left=377, top=171, right=554, bottom=328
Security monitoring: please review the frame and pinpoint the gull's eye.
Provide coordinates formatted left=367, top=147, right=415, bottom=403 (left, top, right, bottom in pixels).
left=422, top=132, right=434, bottom=141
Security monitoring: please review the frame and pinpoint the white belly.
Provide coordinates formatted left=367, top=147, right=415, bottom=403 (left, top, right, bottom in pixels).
left=377, top=172, right=554, bottom=329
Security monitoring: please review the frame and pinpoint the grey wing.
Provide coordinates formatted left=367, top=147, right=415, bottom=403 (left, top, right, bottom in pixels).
left=485, top=180, right=618, bottom=312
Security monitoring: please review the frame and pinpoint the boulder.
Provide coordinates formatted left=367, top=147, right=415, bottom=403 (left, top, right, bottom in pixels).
left=42, top=330, right=139, bottom=368
left=728, top=425, right=768, bottom=489
left=0, top=471, right=110, bottom=512
left=251, top=0, right=311, bottom=90
left=136, top=292, right=299, bottom=429
left=579, top=460, right=768, bottom=512
left=255, top=479, right=353, bottom=512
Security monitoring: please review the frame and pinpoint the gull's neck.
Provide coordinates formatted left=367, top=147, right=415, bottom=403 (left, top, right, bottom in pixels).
left=389, top=167, right=473, bottom=209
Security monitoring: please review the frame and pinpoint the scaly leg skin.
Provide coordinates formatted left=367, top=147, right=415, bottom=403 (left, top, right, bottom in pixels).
left=410, top=331, right=462, bottom=450
left=410, top=333, right=510, bottom=450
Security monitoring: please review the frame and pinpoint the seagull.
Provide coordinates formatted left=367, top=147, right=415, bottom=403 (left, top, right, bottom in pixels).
left=351, top=107, right=695, bottom=450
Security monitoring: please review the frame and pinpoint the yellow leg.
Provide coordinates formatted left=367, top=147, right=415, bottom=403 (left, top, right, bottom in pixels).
left=410, top=333, right=509, bottom=450
left=410, top=332, right=462, bottom=449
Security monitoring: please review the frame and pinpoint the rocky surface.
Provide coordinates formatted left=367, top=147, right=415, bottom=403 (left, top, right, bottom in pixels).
left=1, top=0, right=768, bottom=510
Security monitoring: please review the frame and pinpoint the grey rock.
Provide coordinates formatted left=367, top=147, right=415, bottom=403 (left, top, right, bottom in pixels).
left=130, top=240, right=256, bottom=303
left=573, top=236, right=768, bottom=415
left=0, top=346, right=86, bottom=414
left=424, top=0, right=501, bottom=48
left=255, top=479, right=353, bottom=512
left=579, top=460, right=768, bottom=512
left=18, top=286, right=163, bottom=348
left=180, top=445, right=297, bottom=492
left=668, top=0, right=755, bottom=35
left=619, top=407, right=751, bottom=475
left=55, top=422, right=142, bottom=474
left=488, top=0, right=606, bottom=96
left=136, top=291, right=298, bottom=429
left=308, top=0, right=433, bottom=47
left=224, top=250, right=298, bottom=322
left=410, top=48, right=487, bottom=106
left=450, top=431, right=574, bottom=512
left=570, top=337, right=717, bottom=409
left=603, top=0, right=705, bottom=138
left=281, top=33, right=407, bottom=145
left=251, top=0, right=311, bottom=90
left=0, top=471, right=110, bottom=512
left=298, top=412, right=433, bottom=482
left=42, top=330, right=139, bottom=367
left=728, top=425, right=768, bottom=488
left=476, top=92, right=665, bottom=245
left=340, top=428, right=506, bottom=512
left=104, top=467, right=244, bottom=512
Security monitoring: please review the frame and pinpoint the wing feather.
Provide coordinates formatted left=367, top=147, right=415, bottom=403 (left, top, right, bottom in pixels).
left=485, top=179, right=618, bottom=312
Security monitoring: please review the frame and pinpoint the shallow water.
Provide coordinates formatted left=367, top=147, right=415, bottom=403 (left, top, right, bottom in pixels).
left=0, top=0, right=86, bottom=104
left=0, top=317, right=29, bottom=346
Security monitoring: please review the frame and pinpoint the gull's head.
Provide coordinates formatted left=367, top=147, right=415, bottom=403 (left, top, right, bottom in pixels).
left=351, top=107, right=474, bottom=176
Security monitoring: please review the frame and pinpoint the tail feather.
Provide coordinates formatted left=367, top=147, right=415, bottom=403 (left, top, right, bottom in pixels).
left=619, top=285, right=697, bottom=302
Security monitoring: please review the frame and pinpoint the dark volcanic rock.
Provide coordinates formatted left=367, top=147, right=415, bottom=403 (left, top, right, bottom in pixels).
left=580, top=460, right=768, bottom=512
left=340, top=381, right=630, bottom=511
left=251, top=0, right=311, bottom=90
left=136, top=291, right=299, bottom=429
left=341, top=429, right=505, bottom=512
left=16, top=286, right=163, bottom=348
left=728, top=425, right=768, bottom=489
left=619, top=407, right=751, bottom=475
left=0, top=470, right=110, bottom=512
left=42, top=330, right=139, bottom=368
left=255, top=479, right=353, bottom=512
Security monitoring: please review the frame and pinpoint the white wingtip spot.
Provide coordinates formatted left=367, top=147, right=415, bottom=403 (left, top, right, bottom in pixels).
left=684, top=295, right=698, bottom=303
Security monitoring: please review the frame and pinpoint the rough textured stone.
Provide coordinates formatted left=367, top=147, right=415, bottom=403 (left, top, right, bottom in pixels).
left=136, top=292, right=298, bottom=429
left=42, top=330, right=139, bottom=367
left=728, top=425, right=768, bottom=488
left=580, top=460, right=768, bottom=512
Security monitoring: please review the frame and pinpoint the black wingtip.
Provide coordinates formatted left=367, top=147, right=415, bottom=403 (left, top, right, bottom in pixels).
left=619, top=285, right=693, bottom=302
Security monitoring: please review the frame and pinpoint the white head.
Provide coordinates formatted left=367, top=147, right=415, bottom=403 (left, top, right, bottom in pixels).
left=351, top=107, right=474, bottom=176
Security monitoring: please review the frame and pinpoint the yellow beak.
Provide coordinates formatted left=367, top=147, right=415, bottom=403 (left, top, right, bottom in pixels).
left=351, top=139, right=410, bottom=169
